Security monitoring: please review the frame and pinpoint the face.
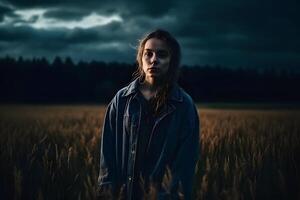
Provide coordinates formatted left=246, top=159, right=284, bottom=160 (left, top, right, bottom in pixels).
left=142, top=38, right=171, bottom=85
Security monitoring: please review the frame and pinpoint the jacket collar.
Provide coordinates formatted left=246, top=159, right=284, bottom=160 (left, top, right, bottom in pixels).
left=122, top=78, right=139, bottom=97
left=122, top=78, right=183, bottom=102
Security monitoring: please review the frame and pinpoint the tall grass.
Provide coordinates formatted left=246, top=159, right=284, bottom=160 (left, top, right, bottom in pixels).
left=0, top=105, right=299, bottom=199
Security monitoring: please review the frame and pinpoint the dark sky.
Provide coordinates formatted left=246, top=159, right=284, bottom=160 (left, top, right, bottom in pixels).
left=0, top=0, right=299, bottom=68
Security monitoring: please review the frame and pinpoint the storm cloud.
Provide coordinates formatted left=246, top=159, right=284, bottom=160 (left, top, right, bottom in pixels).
left=0, top=0, right=299, bottom=67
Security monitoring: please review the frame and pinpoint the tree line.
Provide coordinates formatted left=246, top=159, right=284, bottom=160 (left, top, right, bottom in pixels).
left=0, top=56, right=299, bottom=103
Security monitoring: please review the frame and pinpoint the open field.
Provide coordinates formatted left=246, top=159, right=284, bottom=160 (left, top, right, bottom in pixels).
left=0, top=105, right=300, bottom=199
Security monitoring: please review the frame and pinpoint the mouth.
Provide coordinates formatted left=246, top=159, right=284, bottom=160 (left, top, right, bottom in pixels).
left=148, top=67, right=159, bottom=73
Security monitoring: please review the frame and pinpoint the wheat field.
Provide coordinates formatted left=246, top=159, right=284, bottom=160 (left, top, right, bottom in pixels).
left=0, top=105, right=299, bottom=199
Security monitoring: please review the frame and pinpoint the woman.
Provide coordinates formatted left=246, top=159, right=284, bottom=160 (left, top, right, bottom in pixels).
left=97, top=29, right=200, bottom=199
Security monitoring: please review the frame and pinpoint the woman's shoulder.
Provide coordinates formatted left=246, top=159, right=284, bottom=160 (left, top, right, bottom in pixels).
left=179, top=88, right=195, bottom=104
left=172, top=86, right=199, bottom=122
left=172, top=85, right=196, bottom=108
left=110, top=80, right=139, bottom=103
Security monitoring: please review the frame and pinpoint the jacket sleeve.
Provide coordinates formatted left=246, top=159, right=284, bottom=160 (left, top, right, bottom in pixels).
left=97, top=97, right=117, bottom=195
left=168, top=104, right=200, bottom=200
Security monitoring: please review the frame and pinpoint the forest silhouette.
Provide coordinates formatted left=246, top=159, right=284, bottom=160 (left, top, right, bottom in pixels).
left=1, top=56, right=299, bottom=103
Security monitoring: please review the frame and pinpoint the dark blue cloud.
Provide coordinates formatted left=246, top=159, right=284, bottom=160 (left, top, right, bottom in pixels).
left=0, top=0, right=299, bottom=67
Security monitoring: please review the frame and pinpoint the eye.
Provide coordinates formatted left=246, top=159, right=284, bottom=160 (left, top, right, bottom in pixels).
left=144, top=51, right=153, bottom=58
left=157, top=50, right=169, bottom=58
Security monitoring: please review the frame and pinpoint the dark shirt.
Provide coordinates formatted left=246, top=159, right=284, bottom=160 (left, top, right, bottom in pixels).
left=132, top=90, right=156, bottom=199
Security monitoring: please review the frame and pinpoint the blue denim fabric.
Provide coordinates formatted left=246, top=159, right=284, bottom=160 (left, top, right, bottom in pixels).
left=98, top=79, right=200, bottom=200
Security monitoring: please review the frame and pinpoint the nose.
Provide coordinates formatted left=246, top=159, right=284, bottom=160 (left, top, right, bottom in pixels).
left=150, top=53, right=158, bottom=64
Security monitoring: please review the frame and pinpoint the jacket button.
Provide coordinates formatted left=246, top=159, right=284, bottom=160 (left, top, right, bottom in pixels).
left=131, top=150, right=135, bottom=154
left=128, top=177, right=132, bottom=181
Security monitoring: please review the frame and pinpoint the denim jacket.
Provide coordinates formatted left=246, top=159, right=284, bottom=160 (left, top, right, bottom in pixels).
left=98, top=79, right=200, bottom=200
